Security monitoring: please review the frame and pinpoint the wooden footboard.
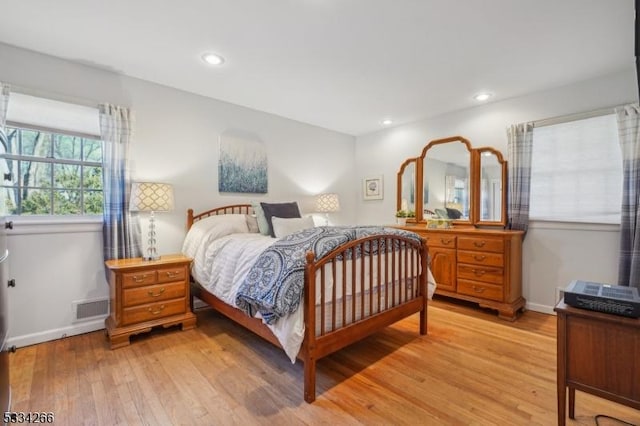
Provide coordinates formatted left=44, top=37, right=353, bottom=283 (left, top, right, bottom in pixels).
left=187, top=205, right=428, bottom=402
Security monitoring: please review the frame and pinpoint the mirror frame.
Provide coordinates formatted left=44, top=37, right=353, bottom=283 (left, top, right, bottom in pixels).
left=396, top=157, right=418, bottom=222
left=397, top=135, right=508, bottom=227
left=473, top=147, right=508, bottom=227
left=417, top=136, right=475, bottom=225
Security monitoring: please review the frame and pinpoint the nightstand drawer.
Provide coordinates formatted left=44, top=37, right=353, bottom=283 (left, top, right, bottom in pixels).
left=157, top=266, right=187, bottom=284
left=458, top=279, right=503, bottom=302
left=122, top=270, right=157, bottom=288
left=123, top=281, right=186, bottom=307
left=457, top=250, right=504, bottom=267
left=122, top=298, right=186, bottom=325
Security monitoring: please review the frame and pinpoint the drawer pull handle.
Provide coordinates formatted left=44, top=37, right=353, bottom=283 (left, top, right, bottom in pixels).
left=471, top=269, right=486, bottom=276
left=472, top=285, right=485, bottom=293
left=473, top=241, right=486, bottom=248
left=474, top=255, right=486, bottom=261
left=148, top=305, right=166, bottom=315
left=132, top=274, right=148, bottom=283
left=165, top=271, right=179, bottom=278
left=148, top=288, right=166, bottom=297
left=441, top=239, right=453, bottom=245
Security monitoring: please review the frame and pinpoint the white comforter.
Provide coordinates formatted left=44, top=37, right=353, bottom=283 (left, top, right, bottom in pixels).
left=182, top=214, right=436, bottom=363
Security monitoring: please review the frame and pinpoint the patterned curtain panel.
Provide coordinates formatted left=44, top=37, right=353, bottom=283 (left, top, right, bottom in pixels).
left=100, top=104, right=141, bottom=262
left=506, top=123, right=534, bottom=235
left=616, top=104, right=640, bottom=288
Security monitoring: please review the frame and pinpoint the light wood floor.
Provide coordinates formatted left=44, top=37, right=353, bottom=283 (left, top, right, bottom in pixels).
left=10, top=298, right=640, bottom=425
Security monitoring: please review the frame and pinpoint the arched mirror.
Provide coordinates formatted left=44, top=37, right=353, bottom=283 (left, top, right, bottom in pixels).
left=419, top=137, right=473, bottom=224
left=396, top=158, right=417, bottom=217
left=476, top=147, right=507, bottom=226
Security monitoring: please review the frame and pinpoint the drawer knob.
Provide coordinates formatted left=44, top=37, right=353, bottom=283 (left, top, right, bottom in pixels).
left=148, top=288, right=166, bottom=297
left=165, top=271, right=179, bottom=278
left=473, top=241, right=486, bottom=248
left=133, top=274, right=148, bottom=283
left=471, top=269, right=486, bottom=276
left=441, top=239, right=453, bottom=245
left=148, top=305, right=166, bottom=315
left=474, top=255, right=486, bottom=261
left=472, top=285, right=485, bottom=293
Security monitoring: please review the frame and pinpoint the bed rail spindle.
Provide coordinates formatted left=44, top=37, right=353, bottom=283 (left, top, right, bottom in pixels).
left=320, top=265, right=326, bottom=336
left=341, top=252, right=347, bottom=328
left=331, top=260, right=337, bottom=332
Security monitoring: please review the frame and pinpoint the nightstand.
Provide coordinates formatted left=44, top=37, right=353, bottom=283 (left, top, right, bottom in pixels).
left=105, top=254, right=197, bottom=349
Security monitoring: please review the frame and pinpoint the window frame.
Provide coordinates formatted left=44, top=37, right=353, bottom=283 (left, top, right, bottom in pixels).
left=1, top=121, right=104, bottom=217
left=528, top=111, right=622, bottom=225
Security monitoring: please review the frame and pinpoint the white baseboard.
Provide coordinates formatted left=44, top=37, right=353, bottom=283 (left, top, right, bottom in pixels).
left=7, top=317, right=106, bottom=348
left=525, top=301, right=556, bottom=315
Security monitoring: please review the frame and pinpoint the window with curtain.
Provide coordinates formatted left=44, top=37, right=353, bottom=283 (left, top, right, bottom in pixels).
left=0, top=93, right=102, bottom=216
left=529, top=113, right=622, bottom=224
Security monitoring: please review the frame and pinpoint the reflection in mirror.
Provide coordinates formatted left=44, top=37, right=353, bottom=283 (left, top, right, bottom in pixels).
left=422, top=141, right=471, bottom=221
left=397, top=159, right=416, bottom=215
left=479, top=152, right=502, bottom=221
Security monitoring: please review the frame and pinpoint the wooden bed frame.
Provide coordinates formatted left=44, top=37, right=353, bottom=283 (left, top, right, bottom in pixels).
left=187, top=204, right=429, bottom=402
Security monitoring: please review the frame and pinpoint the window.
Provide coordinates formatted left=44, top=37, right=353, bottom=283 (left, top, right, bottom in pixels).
left=0, top=125, right=103, bottom=215
left=529, top=113, right=621, bottom=224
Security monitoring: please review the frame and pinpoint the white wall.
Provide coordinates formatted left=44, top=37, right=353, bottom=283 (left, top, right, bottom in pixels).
left=0, top=43, right=356, bottom=346
left=354, top=68, right=636, bottom=313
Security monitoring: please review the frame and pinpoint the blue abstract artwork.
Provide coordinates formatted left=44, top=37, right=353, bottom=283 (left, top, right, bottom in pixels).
left=218, top=131, right=268, bottom=193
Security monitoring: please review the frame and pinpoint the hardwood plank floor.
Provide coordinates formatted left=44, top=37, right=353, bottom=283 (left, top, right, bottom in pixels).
left=10, top=298, right=640, bottom=425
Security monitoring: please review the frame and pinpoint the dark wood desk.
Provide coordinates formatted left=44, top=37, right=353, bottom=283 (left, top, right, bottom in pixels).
left=555, top=300, right=640, bottom=425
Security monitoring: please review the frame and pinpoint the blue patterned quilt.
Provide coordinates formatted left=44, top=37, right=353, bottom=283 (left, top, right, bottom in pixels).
left=234, top=225, right=421, bottom=324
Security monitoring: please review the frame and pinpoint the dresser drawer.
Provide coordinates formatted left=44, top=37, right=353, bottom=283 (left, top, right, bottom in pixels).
left=123, top=281, right=186, bottom=307
left=458, top=279, right=503, bottom=302
left=457, top=250, right=504, bottom=267
left=425, top=235, right=456, bottom=249
left=457, top=264, right=504, bottom=285
left=157, top=266, right=187, bottom=284
left=122, top=270, right=157, bottom=288
left=458, top=237, right=504, bottom=253
left=122, top=298, right=186, bottom=325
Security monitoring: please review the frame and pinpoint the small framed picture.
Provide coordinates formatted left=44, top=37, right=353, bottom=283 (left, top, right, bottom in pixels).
left=363, top=175, right=383, bottom=200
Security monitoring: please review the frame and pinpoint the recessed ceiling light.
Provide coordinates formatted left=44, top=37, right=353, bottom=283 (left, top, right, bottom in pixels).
left=381, top=119, right=393, bottom=126
left=202, top=53, right=225, bottom=66
left=473, top=92, right=493, bottom=102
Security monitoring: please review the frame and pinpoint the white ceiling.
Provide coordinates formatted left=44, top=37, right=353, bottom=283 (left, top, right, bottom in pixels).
left=0, top=0, right=634, bottom=136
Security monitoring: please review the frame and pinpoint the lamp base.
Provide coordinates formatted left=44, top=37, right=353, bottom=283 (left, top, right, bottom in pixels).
left=142, top=254, right=160, bottom=261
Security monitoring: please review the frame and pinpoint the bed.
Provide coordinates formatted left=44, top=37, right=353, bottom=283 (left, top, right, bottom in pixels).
left=183, top=203, right=433, bottom=402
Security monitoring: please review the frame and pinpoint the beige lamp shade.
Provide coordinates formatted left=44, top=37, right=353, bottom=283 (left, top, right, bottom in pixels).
left=315, top=193, right=340, bottom=213
left=129, top=182, right=174, bottom=212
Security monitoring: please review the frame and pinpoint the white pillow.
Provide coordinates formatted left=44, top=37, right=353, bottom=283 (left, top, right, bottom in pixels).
left=271, top=216, right=315, bottom=238
left=182, top=214, right=249, bottom=259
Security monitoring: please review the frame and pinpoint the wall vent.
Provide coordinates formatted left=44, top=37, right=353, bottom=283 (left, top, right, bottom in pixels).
left=72, top=298, right=109, bottom=322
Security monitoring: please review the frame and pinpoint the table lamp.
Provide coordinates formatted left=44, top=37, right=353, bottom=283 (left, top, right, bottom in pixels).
left=315, top=193, right=340, bottom=226
left=129, top=182, right=174, bottom=261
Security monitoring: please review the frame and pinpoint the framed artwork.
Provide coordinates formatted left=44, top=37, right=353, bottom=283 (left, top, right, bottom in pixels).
left=363, top=175, right=383, bottom=200
left=218, top=130, right=268, bottom=193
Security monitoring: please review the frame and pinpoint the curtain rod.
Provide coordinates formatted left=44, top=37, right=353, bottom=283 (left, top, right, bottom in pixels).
left=532, top=105, right=618, bottom=128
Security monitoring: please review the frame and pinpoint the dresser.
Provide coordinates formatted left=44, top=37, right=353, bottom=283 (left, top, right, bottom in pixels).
left=105, top=254, right=197, bottom=348
left=399, top=226, right=525, bottom=320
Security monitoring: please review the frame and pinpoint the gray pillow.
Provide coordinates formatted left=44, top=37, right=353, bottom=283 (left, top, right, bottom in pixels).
left=260, top=202, right=301, bottom=237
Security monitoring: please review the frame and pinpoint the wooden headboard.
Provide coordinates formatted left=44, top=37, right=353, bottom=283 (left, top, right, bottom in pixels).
left=187, top=204, right=254, bottom=229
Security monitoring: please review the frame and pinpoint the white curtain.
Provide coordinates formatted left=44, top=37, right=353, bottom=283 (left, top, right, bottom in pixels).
left=616, top=104, right=640, bottom=289
left=99, top=104, right=141, bottom=261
